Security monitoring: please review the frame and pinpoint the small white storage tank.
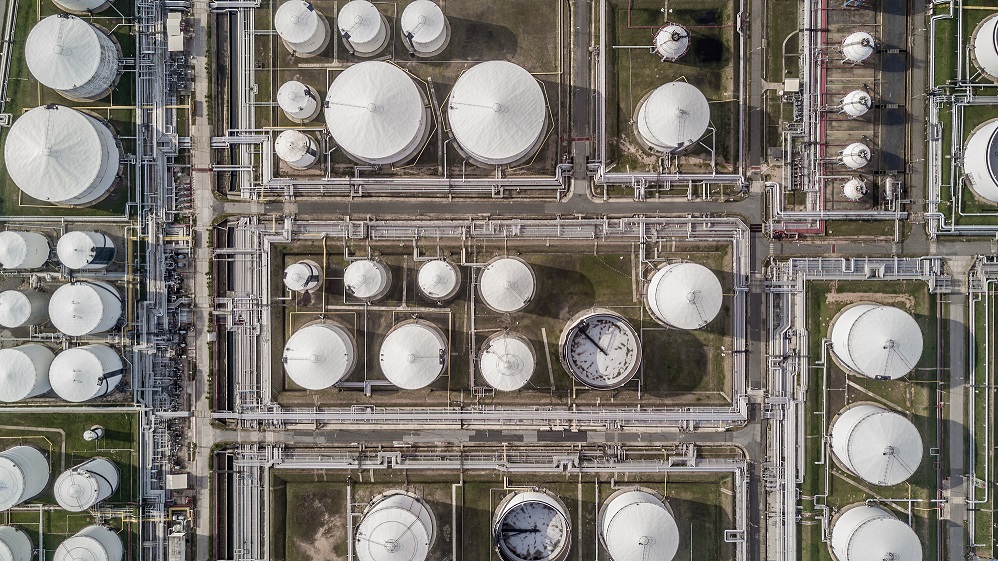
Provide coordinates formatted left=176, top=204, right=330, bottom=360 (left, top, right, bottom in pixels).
left=53, top=526, right=122, bottom=561
left=400, top=0, right=450, bottom=57
left=830, top=303, right=923, bottom=380
left=560, top=309, right=642, bottom=390
left=277, top=80, right=321, bottom=123
left=337, top=0, right=388, bottom=57
left=283, top=259, right=322, bottom=292
left=599, top=488, right=680, bottom=561
left=57, top=231, right=115, bottom=270
left=493, top=490, right=571, bottom=561
left=0, top=446, right=48, bottom=510
left=324, top=61, right=430, bottom=165
left=0, top=345, right=54, bottom=402
left=274, top=1, right=330, bottom=57
left=49, top=345, right=123, bottom=402
left=654, top=24, right=690, bottom=62
left=448, top=61, right=547, bottom=166
left=0, top=232, right=50, bottom=270
left=52, top=0, right=112, bottom=15
left=4, top=105, right=119, bottom=207
left=963, top=119, right=998, bottom=203
left=830, top=504, right=921, bottom=561
left=379, top=319, right=447, bottom=390
left=842, top=177, right=867, bottom=201
left=840, top=142, right=870, bottom=169
left=54, top=458, right=118, bottom=511
left=355, top=490, right=435, bottom=561
left=274, top=130, right=318, bottom=170
left=635, top=81, right=710, bottom=154
left=479, top=331, right=534, bottom=391
left=343, top=259, right=391, bottom=302
left=840, top=90, right=872, bottom=117
left=646, top=262, right=723, bottom=330
left=282, top=321, right=356, bottom=390
left=478, top=257, right=535, bottom=313
left=49, top=281, right=122, bottom=336
left=830, top=404, right=922, bottom=486
left=417, top=259, right=461, bottom=302
left=972, top=14, right=998, bottom=81
left=842, top=31, right=876, bottom=64
left=0, top=527, right=32, bottom=561
left=0, top=290, right=49, bottom=328
left=25, top=15, right=120, bottom=101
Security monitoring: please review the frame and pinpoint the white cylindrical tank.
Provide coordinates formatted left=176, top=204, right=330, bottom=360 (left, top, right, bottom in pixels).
left=840, top=142, right=871, bottom=169
left=635, top=81, right=710, bottom=154
left=274, top=1, right=330, bottom=57
left=355, top=490, right=435, bottom=561
left=0, top=232, right=50, bottom=270
left=283, top=259, right=322, bottom=292
left=599, top=488, right=680, bottom=561
left=277, top=81, right=321, bottom=123
left=54, top=458, right=118, bottom=511
left=654, top=24, right=690, bottom=62
left=49, top=281, right=122, bottom=336
left=830, top=404, right=922, bottom=486
left=448, top=61, right=547, bottom=166
left=274, top=130, right=318, bottom=170
left=0, top=290, right=49, bottom=328
left=53, top=526, right=122, bottom=561
left=49, top=345, right=123, bottom=402
left=379, top=320, right=447, bottom=390
left=830, top=303, right=923, bottom=380
left=842, top=177, right=867, bottom=201
left=4, top=105, right=119, bottom=207
left=479, top=331, right=534, bottom=391
left=972, top=14, right=998, bottom=81
left=0, top=446, right=48, bottom=510
left=417, top=259, right=461, bottom=302
left=282, top=321, right=356, bottom=390
left=0, top=345, right=54, bottom=402
left=400, top=0, right=450, bottom=57
left=337, top=0, right=388, bottom=57
left=840, top=90, right=872, bottom=117
left=343, top=259, right=391, bottom=302
left=51, top=0, right=112, bottom=15
left=57, top=231, right=115, bottom=270
left=493, top=490, right=571, bottom=561
left=830, top=504, right=921, bottom=561
left=964, top=119, right=998, bottom=203
left=842, top=31, right=876, bottom=64
left=324, top=61, right=430, bottom=165
left=478, top=257, right=536, bottom=313
left=0, top=527, right=32, bottom=561
left=645, top=262, right=723, bottom=330
left=25, top=15, right=120, bottom=101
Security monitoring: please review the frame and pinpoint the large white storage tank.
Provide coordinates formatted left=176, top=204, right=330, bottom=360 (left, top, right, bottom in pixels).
left=634, top=81, right=710, bottom=154
left=355, top=491, right=435, bottom=561
left=829, top=504, right=921, bottom=561
left=830, top=404, right=922, bottom=486
left=842, top=177, right=867, bottom=201
left=479, top=331, right=534, bottom=391
left=478, top=257, right=535, bottom=313
left=25, top=15, right=120, bottom=101
left=964, top=119, right=998, bottom=203
left=53, top=526, right=122, bottom=561
left=49, top=345, right=123, bottom=402
left=0, top=290, right=48, bottom=328
left=400, top=0, right=450, bottom=57
left=0, top=446, right=48, bottom=510
left=277, top=80, right=321, bottom=123
left=0, top=527, right=32, bottom=561
left=842, top=31, right=876, bottom=64
left=840, top=90, right=872, bottom=118
left=337, top=0, right=389, bottom=57
left=54, top=458, right=118, bottom=511
left=493, top=490, right=571, bottom=561
left=282, top=321, right=356, bottom=390
left=52, top=0, right=112, bottom=15
left=645, top=262, right=723, bottom=330
left=274, top=130, right=318, bottom=170
left=57, top=231, right=115, bottom=270
left=283, top=259, right=322, bottom=293
left=343, top=259, right=391, bottom=302
left=654, top=24, right=690, bottom=62
left=380, top=320, right=447, bottom=390
left=417, top=259, right=461, bottom=302
left=448, top=61, right=547, bottom=167
left=49, top=281, right=122, bottom=336
left=972, top=14, right=998, bottom=81
left=0, top=232, right=50, bottom=270
left=840, top=142, right=871, bottom=170
left=559, top=309, right=642, bottom=390
left=830, top=303, right=923, bottom=380
left=599, top=488, right=680, bottom=561
left=274, top=1, right=330, bottom=57
left=4, top=105, right=119, bottom=207
left=0, top=345, right=54, bottom=402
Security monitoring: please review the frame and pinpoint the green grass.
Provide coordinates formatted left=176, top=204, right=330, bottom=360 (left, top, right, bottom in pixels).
left=766, top=0, right=799, bottom=81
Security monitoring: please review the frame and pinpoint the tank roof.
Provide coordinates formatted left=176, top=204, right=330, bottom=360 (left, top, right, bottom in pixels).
left=479, top=257, right=535, bottom=313
left=380, top=321, right=446, bottom=389
left=479, top=332, right=534, bottom=391
left=282, top=322, right=355, bottom=390
left=636, top=81, right=710, bottom=153
left=646, top=262, right=723, bottom=329
left=25, top=15, right=111, bottom=92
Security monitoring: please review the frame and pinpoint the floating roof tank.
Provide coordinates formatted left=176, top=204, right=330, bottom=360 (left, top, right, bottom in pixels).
left=0, top=345, right=54, bottom=402
left=400, top=0, right=450, bottom=57
left=830, top=403, right=922, bottom=486
left=355, top=490, right=435, bottom=561
left=282, top=321, right=356, bottom=390
left=842, top=177, right=867, bottom=201
left=840, top=142, right=871, bottom=169
left=343, top=259, right=391, bottom=302
left=53, top=526, right=122, bottom=561
left=0, top=446, right=48, bottom=510
left=274, top=130, right=319, bottom=170
left=0, top=527, right=32, bottom=561
left=964, top=119, right=998, bottom=203
left=645, top=262, right=723, bottom=330
left=52, top=0, right=112, bottom=15
left=324, top=61, right=430, bottom=165
left=479, top=331, right=535, bottom=391
left=57, top=231, right=115, bottom=270
left=0, top=232, right=50, bottom=270
left=599, top=488, right=680, bottom=561
left=830, top=504, right=921, bottom=561
left=493, top=490, right=571, bottom=561
left=559, top=309, right=642, bottom=390
left=49, top=345, right=123, bottom=402
left=830, top=303, right=923, bottom=380
left=0, top=290, right=49, bottom=328
left=4, top=105, right=119, bottom=207
left=842, top=31, right=876, bottom=64
left=654, top=24, right=690, bottom=62
left=971, top=14, right=998, bottom=81
left=840, top=90, right=872, bottom=118
left=634, top=81, right=710, bottom=154
left=337, top=0, right=389, bottom=57
left=274, top=1, right=330, bottom=57
left=417, top=259, right=461, bottom=302
left=49, top=281, right=122, bottom=336
left=478, top=257, right=535, bottom=313
left=277, top=81, right=321, bottom=123
left=379, top=319, right=447, bottom=390
left=283, top=259, right=322, bottom=292
left=25, top=15, right=120, bottom=101
left=448, top=61, right=547, bottom=166
left=54, top=458, right=118, bottom=511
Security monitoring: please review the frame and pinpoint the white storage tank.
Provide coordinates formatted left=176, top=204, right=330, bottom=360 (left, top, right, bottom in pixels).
left=0, top=527, right=32, bottom=561
left=493, top=490, right=571, bottom=561
left=400, top=0, right=450, bottom=57
left=25, top=15, right=120, bottom=101
left=57, top=231, right=115, bottom=270
left=274, top=0, right=330, bottom=57
left=274, top=130, right=319, bottom=170
left=840, top=142, right=871, bottom=170
left=478, top=257, right=535, bottom=313
left=599, top=488, right=680, bottom=561
left=840, top=90, right=872, bottom=118
left=337, top=0, right=388, bottom=57
left=0, top=231, right=50, bottom=270
left=448, top=61, right=547, bottom=167
left=0, top=345, right=54, bottom=402
left=282, top=321, right=356, bottom=390
left=49, top=345, right=123, bottom=402
left=277, top=80, right=321, bottom=123
left=972, top=14, right=998, bottom=81
left=963, top=119, right=998, bottom=203
left=634, top=81, right=710, bottom=154
left=52, top=0, right=112, bottom=15
left=0, top=446, right=48, bottom=510
left=54, top=458, right=118, bottom=511
left=842, top=31, right=876, bottom=64
left=283, top=259, right=322, bottom=292
left=5, top=105, right=119, bottom=207
left=830, top=404, right=922, bottom=486
left=53, top=526, right=122, bottom=561
left=344, top=259, right=391, bottom=302
left=560, top=309, right=641, bottom=390
left=654, top=24, right=690, bottom=62
left=0, top=290, right=49, bottom=328
left=830, top=303, right=923, bottom=380
left=355, top=490, right=435, bottom=561
left=417, top=259, right=461, bottom=302
left=645, top=262, right=723, bottom=330
left=49, top=281, right=122, bottom=336
left=842, top=177, right=867, bottom=201
left=479, top=331, right=534, bottom=391
left=829, top=504, right=921, bottom=561
left=379, top=319, right=447, bottom=390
